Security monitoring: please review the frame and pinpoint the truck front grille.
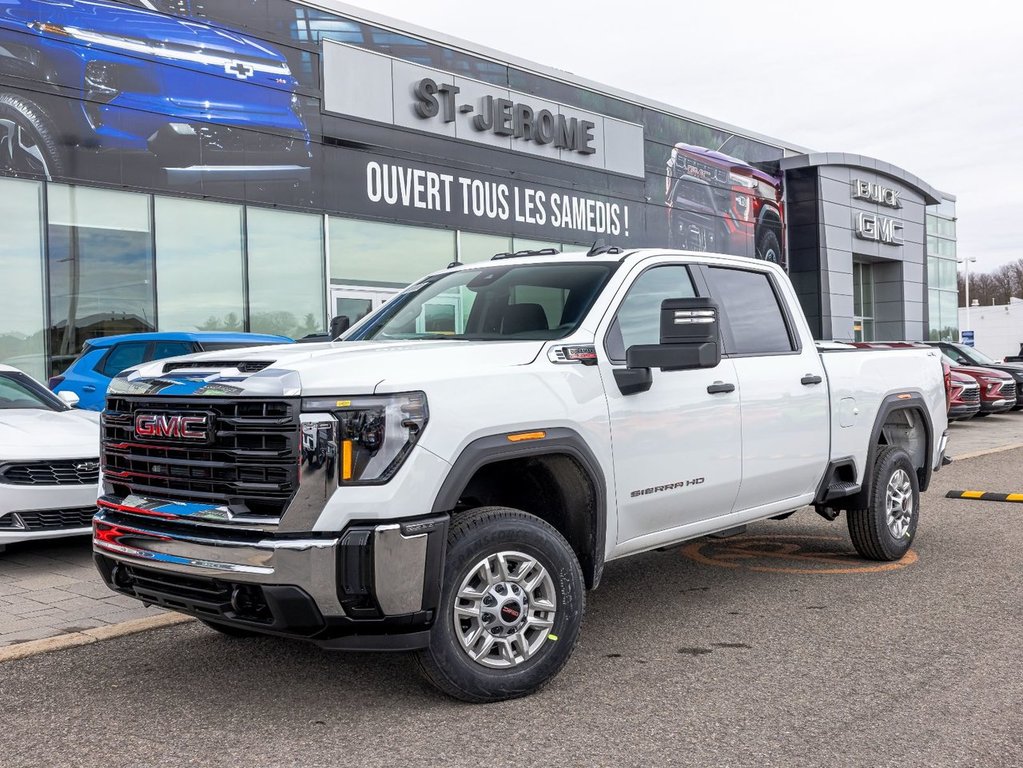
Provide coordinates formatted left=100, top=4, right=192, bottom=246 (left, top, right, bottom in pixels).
left=102, top=397, right=300, bottom=518
left=1002, top=381, right=1017, bottom=402
left=960, top=386, right=980, bottom=403
left=0, top=460, right=100, bottom=486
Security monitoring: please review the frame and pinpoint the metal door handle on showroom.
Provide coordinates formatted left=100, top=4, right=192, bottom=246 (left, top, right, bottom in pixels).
left=82, top=385, right=97, bottom=393
left=801, top=374, right=823, bottom=385
left=707, top=381, right=735, bottom=394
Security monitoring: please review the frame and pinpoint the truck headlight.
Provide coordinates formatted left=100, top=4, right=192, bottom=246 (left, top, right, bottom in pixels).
left=301, top=393, right=428, bottom=485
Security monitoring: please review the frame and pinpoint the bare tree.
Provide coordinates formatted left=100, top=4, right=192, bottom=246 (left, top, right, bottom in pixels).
left=959, top=258, right=1023, bottom=306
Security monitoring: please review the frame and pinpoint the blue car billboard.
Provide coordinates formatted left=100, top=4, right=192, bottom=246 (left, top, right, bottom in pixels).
left=0, top=0, right=312, bottom=200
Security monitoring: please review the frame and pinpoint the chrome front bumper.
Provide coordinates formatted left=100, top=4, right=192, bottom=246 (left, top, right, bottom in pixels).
left=93, top=495, right=448, bottom=644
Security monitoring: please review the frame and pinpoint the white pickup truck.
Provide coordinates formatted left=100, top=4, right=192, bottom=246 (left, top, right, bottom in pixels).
left=93, top=248, right=948, bottom=702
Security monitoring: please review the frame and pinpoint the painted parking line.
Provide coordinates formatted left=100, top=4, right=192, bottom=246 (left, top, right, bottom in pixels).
left=945, top=490, right=1023, bottom=503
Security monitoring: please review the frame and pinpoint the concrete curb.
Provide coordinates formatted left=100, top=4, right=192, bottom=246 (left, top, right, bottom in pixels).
left=0, top=612, right=193, bottom=664
left=950, top=442, right=1023, bottom=462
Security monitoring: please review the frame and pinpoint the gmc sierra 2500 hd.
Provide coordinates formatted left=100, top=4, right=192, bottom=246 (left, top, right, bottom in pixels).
left=93, top=248, right=948, bottom=702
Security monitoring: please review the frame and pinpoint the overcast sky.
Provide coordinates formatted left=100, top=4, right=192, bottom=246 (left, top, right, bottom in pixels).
left=358, top=0, right=1017, bottom=275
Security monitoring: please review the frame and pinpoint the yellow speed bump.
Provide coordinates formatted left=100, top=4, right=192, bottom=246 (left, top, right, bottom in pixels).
left=946, top=490, right=1023, bottom=503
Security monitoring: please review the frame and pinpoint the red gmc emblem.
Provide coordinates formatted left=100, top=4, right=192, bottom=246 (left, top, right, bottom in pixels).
left=134, top=412, right=210, bottom=442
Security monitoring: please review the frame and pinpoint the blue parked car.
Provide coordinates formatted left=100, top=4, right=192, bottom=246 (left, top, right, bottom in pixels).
left=48, top=332, right=294, bottom=411
left=0, top=0, right=311, bottom=186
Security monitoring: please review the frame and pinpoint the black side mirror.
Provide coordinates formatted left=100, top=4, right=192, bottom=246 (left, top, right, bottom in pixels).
left=329, top=315, right=351, bottom=339
left=614, top=297, right=721, bottom=395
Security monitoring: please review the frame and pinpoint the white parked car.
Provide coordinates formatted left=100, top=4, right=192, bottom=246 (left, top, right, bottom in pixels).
left=0, top=364, right=100, bottom=551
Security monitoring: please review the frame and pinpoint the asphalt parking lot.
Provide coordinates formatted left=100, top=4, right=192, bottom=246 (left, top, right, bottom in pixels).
left=2, top=440, right=1022, bottom=767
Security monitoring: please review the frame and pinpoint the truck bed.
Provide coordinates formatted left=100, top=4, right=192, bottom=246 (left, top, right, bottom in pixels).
left=819, top=343, right=947, bottom=486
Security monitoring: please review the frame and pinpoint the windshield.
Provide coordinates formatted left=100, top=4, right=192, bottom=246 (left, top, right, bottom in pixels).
left=959, top=346, right=997, bottom=366
left=353, top=263, right=617, bottom=342
left=0, top=372, right=63, bottom=411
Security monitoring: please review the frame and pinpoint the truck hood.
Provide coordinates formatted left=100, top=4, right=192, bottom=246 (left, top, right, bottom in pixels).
left=952, top=364, right=1013, bottom=380
left=673, top=142, right=780, bottom=186
left=114, top=340, right=547, bottom=398
left=0, top=408, right=100, bottom=461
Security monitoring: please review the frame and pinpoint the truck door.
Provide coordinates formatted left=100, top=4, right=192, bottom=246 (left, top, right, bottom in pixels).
left=699, top=265, right=829, bottom=512
left=597, top=261, right=742, bottom=546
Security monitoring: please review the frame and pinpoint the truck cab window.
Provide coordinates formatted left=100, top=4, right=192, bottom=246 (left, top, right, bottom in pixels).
left=705, top=267, right=795, bottom=355
left=605, top=265, right=696, bottom=362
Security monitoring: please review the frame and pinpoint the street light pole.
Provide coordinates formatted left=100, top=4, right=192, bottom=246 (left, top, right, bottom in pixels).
left=958, top=255, right=977, bottom=340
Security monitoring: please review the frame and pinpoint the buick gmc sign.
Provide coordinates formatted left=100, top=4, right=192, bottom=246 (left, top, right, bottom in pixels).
left=321, top=40, right=644, bottom=178
left=851, top=178, right=905, bottom=246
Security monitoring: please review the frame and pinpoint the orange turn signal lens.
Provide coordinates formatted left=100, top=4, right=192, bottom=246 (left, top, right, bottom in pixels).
left=506, top=431, right=547, bottom=443
left=341, top=439, right=353, bottom=480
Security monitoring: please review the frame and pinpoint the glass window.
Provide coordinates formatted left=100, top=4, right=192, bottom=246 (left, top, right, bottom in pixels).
left=0, top=178, right=46, bottom=380
left=459, top=232, right=512, bottom=263
left=354, top=263, right=614, bottom=341
left=706, top=267, right=794, bottom=355
left=0, top=371, right=59, bottom=411
left=155, top=198, right=245, bottom=333
left=937, top=258, right=957, bottom=292
left=329, top=218, right=455, bottom=287
left=928, top=291, right=941, bottom=341
left=939, top=292, right=959, bottom=339
left=99, top=342, right=148, bottom=377
left=151, top=341, right=194, bottom=361
left=605, top=265, right=696, bottom=361
left=47, top=185, right=154, bottom=377
left=247, top=208, right=325, bottom=339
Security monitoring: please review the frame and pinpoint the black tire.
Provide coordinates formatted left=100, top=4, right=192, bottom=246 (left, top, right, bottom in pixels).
left=847, top=445, right=919, bottom=561
left=0, top=92, right=65, bottom=179
left=198, top=618, right=262, bottom=638
left=416, top=506, right=585, bottom=703
left=756, top=227, right=784, bottom=269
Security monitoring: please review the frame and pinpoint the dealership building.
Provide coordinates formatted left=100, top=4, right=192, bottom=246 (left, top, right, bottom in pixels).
left=0, top=0, right=959, bottom=381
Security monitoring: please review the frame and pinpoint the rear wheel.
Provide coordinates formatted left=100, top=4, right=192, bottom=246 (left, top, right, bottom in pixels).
left=847, top=445, right=919, bottom=561
left=416, top=506, right=585, bottom=703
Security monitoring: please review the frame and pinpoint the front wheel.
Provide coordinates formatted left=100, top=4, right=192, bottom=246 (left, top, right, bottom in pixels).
left=756, top=227, right=784, bottom=269
left=416, top=506, right=585, bottom=703
left=0, top=93, right=65, bottom=179
left=847, top=445, right=919, bottom=561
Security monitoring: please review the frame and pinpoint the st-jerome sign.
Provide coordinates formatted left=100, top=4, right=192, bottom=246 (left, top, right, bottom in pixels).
left=413, top=77, right=596, bottom=155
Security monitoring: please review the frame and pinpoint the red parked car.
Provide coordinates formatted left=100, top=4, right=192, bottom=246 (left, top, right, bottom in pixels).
left=939, top=355, right=1017, bottom=416
left=947, top=369, right=982, bottom=421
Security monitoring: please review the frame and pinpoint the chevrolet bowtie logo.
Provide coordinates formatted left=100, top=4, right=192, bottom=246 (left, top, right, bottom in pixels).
left=225, top=60, right=254, bottom=80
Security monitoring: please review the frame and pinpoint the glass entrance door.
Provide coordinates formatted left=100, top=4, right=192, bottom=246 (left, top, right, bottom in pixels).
left=329, top=285, right=398, bottom=328
left=853, top=261, right=875, bottom=342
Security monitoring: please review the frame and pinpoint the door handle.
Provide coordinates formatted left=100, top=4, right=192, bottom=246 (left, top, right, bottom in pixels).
left=801, top=374, right=823, bottom=386
left=707, top=381, right=735, bottom=394
left=82, top=385, right=97, bottom=393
